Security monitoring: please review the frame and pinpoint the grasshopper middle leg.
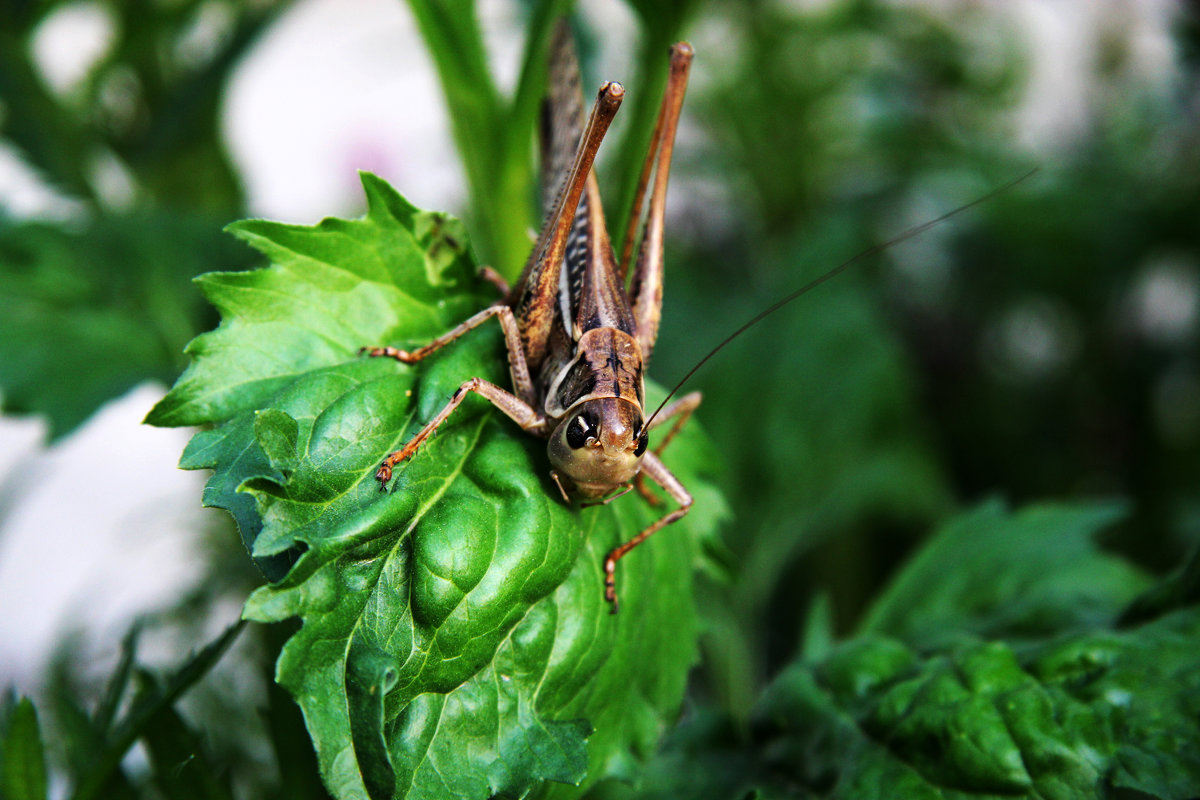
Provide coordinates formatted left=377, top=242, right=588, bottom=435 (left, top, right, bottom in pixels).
left=363, top=304, right=536, bottom=404
left=636, top=390, right=702, bottom=505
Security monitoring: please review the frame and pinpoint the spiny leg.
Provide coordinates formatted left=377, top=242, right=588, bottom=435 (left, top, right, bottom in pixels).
left=362, top=304, right=538, bottom=407
left=636, top=391, right=702, bottom=505
left=604, top=451, right=692, bottom=613
left=626, top=42, right=693, bottom=361
left=646, top=391, right=702, bottom=454
left=375, top=377, right=547, bottom=487
left=581, top=484, right=634, bottom=508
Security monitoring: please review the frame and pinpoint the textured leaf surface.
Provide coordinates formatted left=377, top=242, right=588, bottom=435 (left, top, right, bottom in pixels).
left=760, top=608, right=1200, bottom=799
left=861, top=499, right=1151, bottom=647
left=591, top=501, right=1200, bottom=800
left=148, top=174, right=724, bottom=800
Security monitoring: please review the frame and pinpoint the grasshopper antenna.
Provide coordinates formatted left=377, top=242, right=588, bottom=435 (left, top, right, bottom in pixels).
left=643, top=168, right=1039, bottom=431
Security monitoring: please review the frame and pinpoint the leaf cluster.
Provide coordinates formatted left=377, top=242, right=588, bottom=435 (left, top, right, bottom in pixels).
left=0, top=0, right=287, bottom=435
left=597, top=503, right=1200, bottom=799
left=0, top=624, right=246, bottom=800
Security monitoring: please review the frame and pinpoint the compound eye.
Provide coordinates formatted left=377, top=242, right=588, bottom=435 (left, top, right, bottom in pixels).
left=566, top=413, right=596, bottom=449
left=634, top=433, right=648, bottom=457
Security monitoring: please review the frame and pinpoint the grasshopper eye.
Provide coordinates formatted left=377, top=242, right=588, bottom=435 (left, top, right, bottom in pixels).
left=634, top=432, right=648, bottom=457
left=566, top=414, right=596, bottom=449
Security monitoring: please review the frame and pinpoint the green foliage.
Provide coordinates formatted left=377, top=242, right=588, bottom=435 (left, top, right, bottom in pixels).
left=0, top=213, right=248, bottom=436
left=860, top=501, right=1150, bottom=646
left=5, top=1, right=1200, bottom=798
left=402, top=0, right=700, bottom=277
left=402, top=0, right=562, bottom=278
left=10, top=623, right=245, bottom=800
left=0, top=0, right=284, bottom=435
left=762, top=610, right=1200, bottom=799
left=596, top=501, right=1200, bottom=799
left=0, top=0, right=286, bottom=211
left=1, top=697, right=48, bottom=800
left=149, top=174, right=724, bottom=799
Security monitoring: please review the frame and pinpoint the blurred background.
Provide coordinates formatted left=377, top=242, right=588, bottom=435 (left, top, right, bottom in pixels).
left=1, top=0, right=1197, bottom=793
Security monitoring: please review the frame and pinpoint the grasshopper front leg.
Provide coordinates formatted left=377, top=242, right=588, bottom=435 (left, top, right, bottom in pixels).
left=365, top=304, right=543, bottom=487
left=375, top=377, right=548, bottom=486
left=604, top=451, right=693, bottom=613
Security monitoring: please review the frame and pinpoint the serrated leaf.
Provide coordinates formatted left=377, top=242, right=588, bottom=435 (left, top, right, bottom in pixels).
left=150, top=174, right=726, bottom=800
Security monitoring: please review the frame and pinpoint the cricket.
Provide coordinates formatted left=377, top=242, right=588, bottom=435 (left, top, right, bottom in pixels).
left=364, top=22, right=1033, bottom=612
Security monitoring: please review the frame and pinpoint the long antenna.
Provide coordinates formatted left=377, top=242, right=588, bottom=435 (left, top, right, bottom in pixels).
left=643, top=169, right=1038, bottom=431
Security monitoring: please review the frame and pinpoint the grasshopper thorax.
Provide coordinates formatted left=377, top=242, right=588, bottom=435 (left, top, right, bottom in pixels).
left=547, top=397, right=649, bottom=498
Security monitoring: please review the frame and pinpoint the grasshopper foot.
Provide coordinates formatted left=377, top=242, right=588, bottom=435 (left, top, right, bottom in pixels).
left=375, top=463, right=393, bottom=489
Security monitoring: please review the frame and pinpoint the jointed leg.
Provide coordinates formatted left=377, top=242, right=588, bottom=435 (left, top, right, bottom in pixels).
left=627, top=42, right=693, bottom=361
left=646, top=391, right=702, bottom=456
left=604, top=452, right=692, bottom=613
left=362, top=304, right=537, bottom=407
left=513, top=81, right=625, bottom=369
left=375, top=377, right=547, bottom=487
left=478, top=265, right=510, bottom=297
left=581, top=484, right=634, bottom=508
left=636, top=391, right=702, bottom=505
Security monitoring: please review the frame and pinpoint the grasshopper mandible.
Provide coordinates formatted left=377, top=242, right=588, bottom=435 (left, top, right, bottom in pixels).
left=364, top=23, right=697, bottom=612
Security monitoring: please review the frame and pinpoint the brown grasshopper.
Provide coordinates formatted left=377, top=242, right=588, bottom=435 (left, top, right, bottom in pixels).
left=364, top=24, right=698, bottom=612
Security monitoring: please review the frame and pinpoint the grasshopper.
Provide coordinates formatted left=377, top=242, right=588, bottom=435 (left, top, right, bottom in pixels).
left=365, top=23, right=698, bottom=612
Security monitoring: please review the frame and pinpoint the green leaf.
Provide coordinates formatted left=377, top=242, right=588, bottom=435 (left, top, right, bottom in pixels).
left=0, top=213, right=246, bottom=437
left=70, top=623, right=244, bottom=800
left=0, top=697, right=48, bottom=800
left=139, top=697, right=235, bottom=800
left=150, top=174, right=725, bottom=799
left=861, top=499, right=1151, bottom=647
left=758, top=608, right=1200, bottom=799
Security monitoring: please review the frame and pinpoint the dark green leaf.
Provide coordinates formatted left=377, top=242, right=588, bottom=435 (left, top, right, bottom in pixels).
left=861, top=499, right=1151, bottom=647
left=150, top=174, right=725, bottom=799
left=93, top=623, right=141, bottom=733
left=139, top=698, right=235, bottom=800
left=757, top=608, right=1200, bottom=799
left=70, top=623, right=244, bottom=800
left=0, top=214, right=245, bottom=437
left=1119, top=544, right=1200, bottom=626
left=0, top=698, right=48, bottom=800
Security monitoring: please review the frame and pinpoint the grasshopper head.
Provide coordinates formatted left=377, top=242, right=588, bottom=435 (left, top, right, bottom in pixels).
left=547, top=397, right=649, bottom=499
